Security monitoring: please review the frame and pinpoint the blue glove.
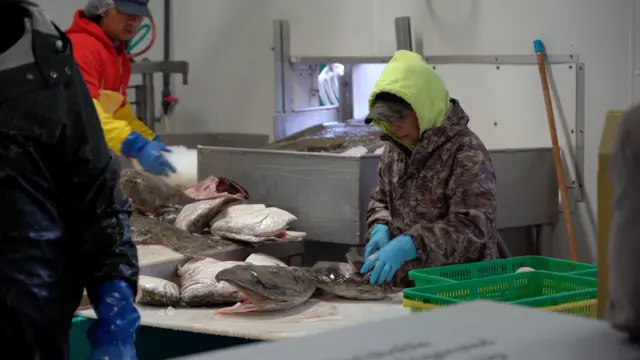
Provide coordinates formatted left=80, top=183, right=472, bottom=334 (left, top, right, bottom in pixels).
left=364, top=224, right=391, bottom=260
left=87, top=280, right=140, bottom=360
left=361, top=235, right=418, bottom=285
left=121, top=132, right=177, bottom=176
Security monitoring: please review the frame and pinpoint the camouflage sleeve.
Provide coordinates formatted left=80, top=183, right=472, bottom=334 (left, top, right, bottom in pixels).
left=405, top=138, right=497, bottom=266
left=365, top=145, right=393, bottom=232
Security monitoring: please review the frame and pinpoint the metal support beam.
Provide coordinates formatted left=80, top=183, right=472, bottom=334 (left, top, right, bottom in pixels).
left=272, top=20, right=291, bottom=115
left=338, top=65, right=353, bottom=121
left=394, top=16, right=413, bottom=51
left=290, top=54, right=578, bottom=66
left=130, top=60, right=189, bottom=84
left=575, top=62, right=586, bottom=199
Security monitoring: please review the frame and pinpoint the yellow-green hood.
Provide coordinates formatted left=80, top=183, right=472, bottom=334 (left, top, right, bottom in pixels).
left=369, top=50, right=450, bottom=142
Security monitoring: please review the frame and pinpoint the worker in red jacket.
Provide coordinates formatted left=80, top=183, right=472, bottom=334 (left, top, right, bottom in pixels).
left=66, top=0, right=176, bottom=177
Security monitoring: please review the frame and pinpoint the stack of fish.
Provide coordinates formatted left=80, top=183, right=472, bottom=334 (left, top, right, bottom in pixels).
left=136, top=252, right=398, bottom=315
left=120, top=169, right=306, bottom=245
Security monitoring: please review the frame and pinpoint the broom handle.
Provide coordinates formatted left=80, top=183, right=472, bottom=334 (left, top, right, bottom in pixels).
left=533, top=39, right=579, bottom=261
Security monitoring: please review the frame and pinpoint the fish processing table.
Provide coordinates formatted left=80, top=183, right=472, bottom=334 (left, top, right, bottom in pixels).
left=76, top=242, right=409, bottom=340
left=76, top=294, right=409, bottom=340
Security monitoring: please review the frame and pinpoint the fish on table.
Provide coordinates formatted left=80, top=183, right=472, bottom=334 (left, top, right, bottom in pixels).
left=214, top=264, right=316, bottom=314
left=130, top=214, right=237, bottom=257
left=120, top=169, right=195, bottom=220
left=309, top=252, right=396, bottom=300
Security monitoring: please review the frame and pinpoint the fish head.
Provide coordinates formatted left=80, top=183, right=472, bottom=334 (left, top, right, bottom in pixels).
left=120, top=169, right=193, bottom=214
left=215, top=264, right=315, bottom=313
left=311, top=261, right=393, bottom=300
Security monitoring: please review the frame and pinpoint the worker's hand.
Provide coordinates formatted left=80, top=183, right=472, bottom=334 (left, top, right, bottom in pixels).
left=361, top=235, right=417, bottom=285
left=364, top=224, right=391, bottom=260
left=87, top=280, right=140, bottom=359
left=137, top=139, right=177, bottom=177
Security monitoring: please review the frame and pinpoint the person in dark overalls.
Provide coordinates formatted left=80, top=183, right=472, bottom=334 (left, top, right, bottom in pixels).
left=0, top=1, right=140, bottom=358
left=609, top=105, right=640, bottom=341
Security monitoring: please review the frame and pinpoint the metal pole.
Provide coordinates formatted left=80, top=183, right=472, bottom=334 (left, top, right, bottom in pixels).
left=394, top=16, right=412, bottom=51
left=142, top=73, right=156, bottom=131
left=161, top=0, right=173, bottom=115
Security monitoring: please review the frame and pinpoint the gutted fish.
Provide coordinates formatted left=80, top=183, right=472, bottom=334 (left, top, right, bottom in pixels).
left=245, top=253, right=287, bottom=267
left=185, top=175, right=249, bottom=201
left=178, top=257, right=245, bottom=306
left=131, top=214, right=237, bottom=256
left=174, top=198, right=238, bottom=234
left=213, top=230, right=306, bottom=244
left=210, top=207, right=297, bottom=238
left=309, top=253, right=395, bottom=300
left=120, top=169, right=194, bottom=214
left=136, top=275, right=181, bottom=307
left=214, top=264, right=316, bottom=314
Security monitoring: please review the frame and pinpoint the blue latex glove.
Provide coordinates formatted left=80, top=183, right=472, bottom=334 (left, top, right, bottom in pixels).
left=121, top=132, right=177, bottom=176
left=364, top=224, right=391, bottom=260
left=87, top=280, right=140, bottom=360
left=361, top=235, right=418, bottom=285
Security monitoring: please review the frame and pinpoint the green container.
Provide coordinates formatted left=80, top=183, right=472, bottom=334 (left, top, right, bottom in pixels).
left=571, top=269, right=597, bottom=279
left=403, top=271, right=597, bottom=307
left=408, top=256, right=596, bottom=286
left=70, top=317, right=258, bottom=360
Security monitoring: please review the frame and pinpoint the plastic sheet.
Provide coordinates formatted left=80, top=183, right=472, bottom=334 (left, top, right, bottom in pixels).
left=210, top=207, right=297, bottom=237
left=136, top=275, right=181, bottom=307
left=214, top=230, right=306, bottom=244
left=178, top=257, right=245, bottom=307
left=173, top=198, right=238, bottom=234
left=211, top=203, right=266, bottom=223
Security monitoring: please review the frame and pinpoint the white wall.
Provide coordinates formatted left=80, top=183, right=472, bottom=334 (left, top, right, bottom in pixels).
left=41, top=0, right=635, bottom=261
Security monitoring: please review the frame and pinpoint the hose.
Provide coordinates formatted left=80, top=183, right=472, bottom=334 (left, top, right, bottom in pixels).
left=128, top=20, right=156, bottom=59
left=318, top=63, right=344, bottom=106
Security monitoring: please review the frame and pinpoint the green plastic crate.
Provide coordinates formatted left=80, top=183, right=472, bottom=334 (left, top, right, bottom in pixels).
left=403, top=270, right=597, bottom=308
left=408, top=256, right=596, bottom=286
left=571, top=269, right=597, bottom=279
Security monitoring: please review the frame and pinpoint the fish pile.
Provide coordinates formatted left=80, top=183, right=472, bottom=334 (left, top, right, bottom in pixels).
left=136, top=252, right=398, bottom=315
left=265, top=121, right=385, bottom=154
left=121, top=169, right=306, bottom=245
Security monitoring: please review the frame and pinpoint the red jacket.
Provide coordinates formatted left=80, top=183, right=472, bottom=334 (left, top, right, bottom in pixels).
left=66, top=9, right=130, bottom=102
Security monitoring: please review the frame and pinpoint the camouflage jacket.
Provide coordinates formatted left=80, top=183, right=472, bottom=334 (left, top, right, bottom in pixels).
left=367, top=99, right=499, bottom=284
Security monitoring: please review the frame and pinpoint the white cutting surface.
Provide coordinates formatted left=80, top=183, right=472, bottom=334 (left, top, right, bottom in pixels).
left=76, top=294, right=409, bottom=340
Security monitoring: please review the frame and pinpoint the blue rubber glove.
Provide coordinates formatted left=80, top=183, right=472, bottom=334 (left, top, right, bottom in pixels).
left=121, top=132, right=177, bottom=177
left=361, top=235, right=418, bottom=285
left=87, top=280, right=140, bottom=360
left=364, top=224, right=391, bottom=260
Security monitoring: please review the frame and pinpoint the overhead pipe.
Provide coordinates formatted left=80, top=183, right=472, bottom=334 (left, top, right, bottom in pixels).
left=161, top=0, right=176, bottom=116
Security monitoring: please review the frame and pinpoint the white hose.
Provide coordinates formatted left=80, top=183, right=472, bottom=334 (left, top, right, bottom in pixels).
left=318, top=63, right=344, bottom=106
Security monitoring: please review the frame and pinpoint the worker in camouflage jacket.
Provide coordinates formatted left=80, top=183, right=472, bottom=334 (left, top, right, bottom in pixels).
left=360, top=50, right=500, bottom=286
